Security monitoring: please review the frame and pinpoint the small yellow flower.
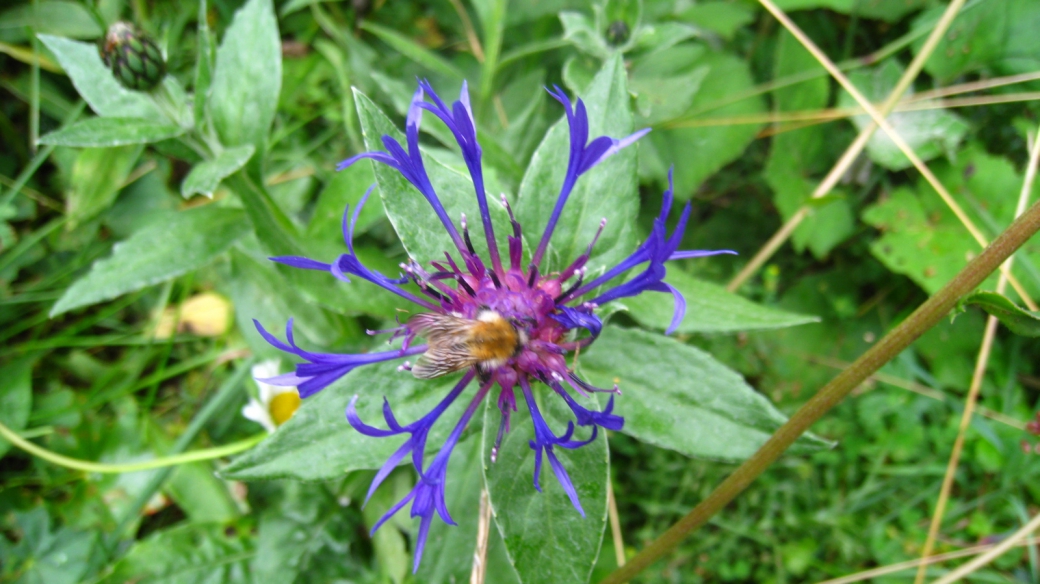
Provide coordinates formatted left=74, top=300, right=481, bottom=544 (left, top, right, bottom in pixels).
left=242, top=360, right=300, bottom=433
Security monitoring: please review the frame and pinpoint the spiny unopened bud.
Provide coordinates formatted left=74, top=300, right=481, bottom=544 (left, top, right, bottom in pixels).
left=100, top=22, right=166, bottom=92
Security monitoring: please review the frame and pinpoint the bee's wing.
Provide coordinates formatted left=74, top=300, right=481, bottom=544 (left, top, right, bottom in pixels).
left=409, top=312, right=474, bottom=344
left=411, top=343, right=476, bottom=379
left=409, top=313, right=481, bottom=379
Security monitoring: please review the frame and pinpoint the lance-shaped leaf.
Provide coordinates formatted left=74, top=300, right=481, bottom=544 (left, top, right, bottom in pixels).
left=962, top=291, right=1040, bottom=337
left=482, top=391, right=608, bottom=584
left=38, top=117, right=184, bottom=147
left=515, top=53, right=638, bottom=275
left=579, top=327, right=832, bottom=461
left=51, top=206, right=249, bottom=316
left=625, top=268, right=819, bottom=333
left=37, top=34, right=161, bottom=119
left=210, top=0, right=281, bottom=150
left=180, top=145, right=255, bottom=198
left=353, top=90, right=513, bottom=267
left=222, top=360, right=468, bottom=481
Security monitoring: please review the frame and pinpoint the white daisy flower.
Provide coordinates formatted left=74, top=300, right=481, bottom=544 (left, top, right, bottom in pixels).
left=242, top=360, right=300, bottom=433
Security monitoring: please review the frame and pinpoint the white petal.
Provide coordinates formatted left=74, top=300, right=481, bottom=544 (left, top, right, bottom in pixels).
left=242, top=400, right=276, bottom=433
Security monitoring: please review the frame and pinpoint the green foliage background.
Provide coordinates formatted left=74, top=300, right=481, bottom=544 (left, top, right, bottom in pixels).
left=2, top=0, right=1040, bottom=582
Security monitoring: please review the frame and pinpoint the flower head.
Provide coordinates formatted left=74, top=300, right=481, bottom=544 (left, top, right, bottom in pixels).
left=255, top=81, right=734, bottom=570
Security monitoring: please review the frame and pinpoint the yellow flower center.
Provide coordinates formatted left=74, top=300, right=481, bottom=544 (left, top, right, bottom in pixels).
left=269, top=392, right=301, bottom=426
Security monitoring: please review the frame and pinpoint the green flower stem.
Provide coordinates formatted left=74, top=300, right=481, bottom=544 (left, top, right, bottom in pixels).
left=105, top=357, right=256, bottom=554
left=599, top=198, right=1040, bottom=584
left=0, top=419, right=264, bottom=474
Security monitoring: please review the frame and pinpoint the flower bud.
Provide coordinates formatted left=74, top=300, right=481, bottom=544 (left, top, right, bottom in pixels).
left=100, top=22, right=166, bottom=92
left=605, top=20, right=630, bottom=46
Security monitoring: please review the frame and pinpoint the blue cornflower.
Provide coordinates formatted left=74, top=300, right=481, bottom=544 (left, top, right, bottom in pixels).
left=254, top=81, right=734, bottom=571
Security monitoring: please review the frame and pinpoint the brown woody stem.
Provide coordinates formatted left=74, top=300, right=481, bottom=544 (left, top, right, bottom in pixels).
left=599, top=199, right=1040, bottom=584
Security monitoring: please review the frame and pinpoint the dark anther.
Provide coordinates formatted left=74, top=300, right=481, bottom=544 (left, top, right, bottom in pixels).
left=456, top=275, right=477, bottom=297
left=501, top=195, right=523, bottom=239
left=462, top=221, right=477, bottom=256
left=489, top=270, right=502, bottom=288
left=408, top=272, right=448, bottom=302
left=527, top=265, right=539, bottom=287
left=555, top=270, right=585, bottom=302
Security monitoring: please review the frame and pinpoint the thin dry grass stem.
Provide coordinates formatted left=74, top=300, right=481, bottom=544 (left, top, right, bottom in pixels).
left=670, top=91, right=1040, bottom=129
left=470, top=489, right=491, bottom=584
left=607, top=479, right=626, bottom=570
left=913, top=128, right=1040, bottom=584
left=121, top=160, right=157, bottom=188
left=0, top=172, right=62, bottom=211
left=600, top=196, right=1040, bottom=584
left=930, top=513, right=1040, bottom=584
left=804, top=353, right=1026, bottom=430
left=266, top=166, right=315, bottom=186
left=746, top=0, right=1039, bottom=313
left=816, top=537, right=1040, bottom=584
left=761, top=92, right=1040, bottom=138
left=727, top=0, right=968, bottom=294
left=913, top=314, right=999, bottom=584
left=682, top=18, right=935, bottom=120
left=493, top=95, right=509, bottom=128
left=912, top=70, right=1040, bottom=101
left=448, top=0, right=485, bottom=63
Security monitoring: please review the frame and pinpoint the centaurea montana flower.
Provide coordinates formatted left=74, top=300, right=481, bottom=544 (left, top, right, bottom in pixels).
left=254, top=81, right=734, bottom=571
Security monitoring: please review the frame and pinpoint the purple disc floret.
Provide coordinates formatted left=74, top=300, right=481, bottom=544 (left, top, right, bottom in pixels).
left=255, top=80, right=735, bottom=571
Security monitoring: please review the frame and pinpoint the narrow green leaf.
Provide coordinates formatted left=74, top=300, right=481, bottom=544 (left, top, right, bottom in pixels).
left=66, top=144, right=142, bottom=226
left=363, top=471, right=412, bottom=584
left=210, top=0, right=281, bottom=150
left=1, top=2, right=102, bottom=40
left=497, top=38, right=569, bottom=72
left=180, top=145, right=255, bottom=198
left=194, top=0, right=215, bottom=132
left=416, top=434, right=524, bottom=584
left=962, top=291, right=1040, bottom=337
left=147, top=420, right=241, bottom=523
left=580, top=327, right=832, bottom=460
left=483, top=391, right=608, bottom=584
left=416, top=435, right=478, bottom=582
left=306, top=162, right=382, bottom=242
left=359, top=21, right=464, bottom=80
left=99, top=523, right=253, bottom=584
left=222, top=361, right=468, bottom=481
left=625, top=269, right=819, bottom=333
left=0, top=358, right=33, bottom=459
left=38, top=117, right=184, bottom=147
left=226, top=249, right=344, bottom=359
left=677, top=2, right=755, bottom=40
left=516, top=53, right=639, bottom=274
left=353, top=90, right=514, bottom=266
left=37, top=34, right=161, bottom=119
left=51, top=206, right=249, bottom=316
left=472, top=0, right=507, bottom=100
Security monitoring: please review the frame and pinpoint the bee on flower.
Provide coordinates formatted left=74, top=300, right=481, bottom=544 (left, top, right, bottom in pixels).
left=253, top=80, right=733, bottom=571
left=241, top=360, right=301, bottom=433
